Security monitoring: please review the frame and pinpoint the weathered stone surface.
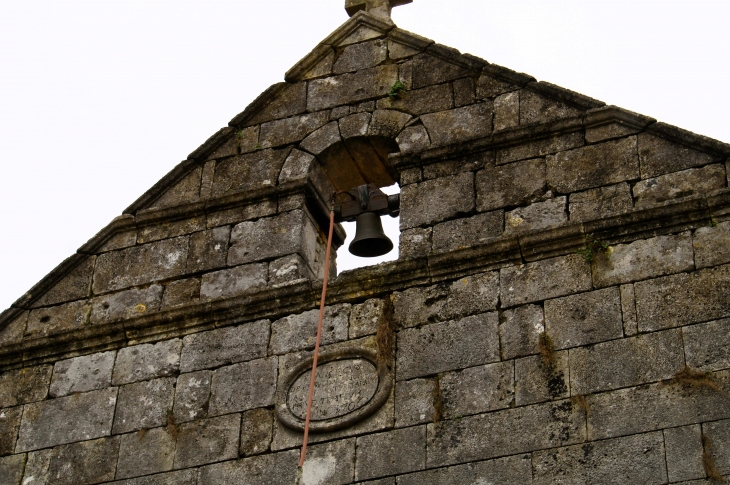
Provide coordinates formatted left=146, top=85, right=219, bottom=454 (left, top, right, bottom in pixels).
left=400, top=171, right=474, bottom=229
left=421, top=103, right=493, bottom=147
left=26, top=300, right=91, bottom=338
left=494, top=91, right=519, bottom=131
left=620, top=283, right=638, bottom=336
left=240, top=408, right=273, bottom=457
left=173, top=370, right=211, bottom=423
left=0, top=406, right=22, bottom=456
left=505, top=196, right=567, bottom=235
left=0, top=454, right=25, bottom=485
left=270, top=304, right=350, bottom=355
left=112, top=377, right=175, bottom=434
left=500, top=254, right=592, bottom=308
left=90, top=285, right=163, bottom=325
left=683, top=318, right=730, bottom=371
left=545, top=287, right=622, bottom=350
left=592, top=233, right=695, bottom=288
left=112, top=339, right=181, bottom=385
left=21, top=449, right=51, bottom=485
left=333, top=39, right=387, bottom=74
left=199, top=263, right=267, bottom=301
left=137, top=216, right=204, bottom=245
left=355, top=426, right=426, bottom=481
left=568, top=182, right=633, bottom=222
left=497, top=131, right=584, bottom=165
left=440, top=361, right=514, bottom=417
left=546, top=136, right=639, bottom=193
left=31, top=256, right=95, bottom=308
left=246, top=82, right=307, bottom=126
left=412, top=53, right=470, bottom=88
left=396, top=124, right=430, bottom=153
left=397, top=313, right=500, bottom=380
left=113, top=469, right=197, bottom=485
left=431, top=211, right=503, bottom=252
left=338, top=112, right=371, bottom=139
left=570, top=329, right=684, bottom=395
left=174, top=413, right=240, bottom=469
left=228, top=210, right=318, bottom=267
left=206, top=199, right=277, bottom=228
left=519, top=89, right=582, bottom=125
left=93, top=237, right=189, bottom=294
left=399, top=454, right=533, bottom=485
left=453, top=77, right=475, bottom=107
left=499, top=304, right=545, bottom=360
left=395, top=378, right=435, bottom=428
left=329, top=105, right=351, bottom=120
left=377, top=83, right=452, bottom=115
left=147, top=167, right=202, bottom=211
left=206, top=127, right=259, bottom=160
left=0, top=366, right=52, bottom=408
left=45, top=437, right=120, bottom=485
left=664, top=424, right=705, bottom=482
left=198, top=450, right=297, bottom=485
left=394, top=272, right=500, bottom=328
left=209, top=357, right=277, bottom=415
left=634, top=264, right=730, bottom=332
left=299, top=439, right=356, bottom=485
left=161, top=277, right=200, bottom=308
left=427, top=399, right=585, bottom=468
left=307, top=65, right=399, bottom=111
left=258, top=113, right=329, bottom=149
left=278, top=148, right=317, bottom=185
left=476, top=158, right=546, bottom=212
left=704, top=419, right=730, bottom=475
left=180, top=320, right=270, bottom=372
left=515, top=351, right=569, bottom=406
left=399, top=227, right=432, bottom=259
left=269, top=254, right=313, bottom=287
left=638, top=132, right=719, bottom=178
left=16, top=387, right=117, bottom=451
left=211, top=147, right=290, bottom=195
left=49, top=350, right=115, bottom=397
left=532, top=432, right=667, bottom=485
left=587, top=371, right=730, bottom=440
left=694, top=221, right=730, bottom=269
left=477, top=72, right=520, bottom=99
left=300, top=121, right=341, bottom=155
left=423, top=151, right=491, bottom=180
left=368, top=109, right=412, bottom=138
left=350, top=298, right=386, bottom=339
left=0, top=311, right=26, bottom=346
left=186, top=226, right=230, bottom=273
left=633, top=163, right=726, bottom=208
left=117, top=427, right=175, bottom=479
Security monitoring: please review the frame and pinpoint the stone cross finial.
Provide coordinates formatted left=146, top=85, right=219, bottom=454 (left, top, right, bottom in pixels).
left=345, top=0, right=413, bottom=21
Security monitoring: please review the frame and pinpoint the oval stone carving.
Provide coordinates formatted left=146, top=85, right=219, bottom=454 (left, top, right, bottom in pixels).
left=276, top=347, right=391, bottom=432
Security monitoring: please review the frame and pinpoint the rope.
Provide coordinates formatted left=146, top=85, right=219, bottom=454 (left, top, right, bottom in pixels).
left=297, top=210, right=336, bottom=473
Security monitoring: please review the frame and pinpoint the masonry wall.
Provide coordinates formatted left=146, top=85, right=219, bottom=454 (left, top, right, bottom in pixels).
left=2, top=12, right=730, bottom=485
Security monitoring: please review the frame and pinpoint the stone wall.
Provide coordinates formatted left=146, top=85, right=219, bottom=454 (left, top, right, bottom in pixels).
left=2, top=10, right=730, bottom=485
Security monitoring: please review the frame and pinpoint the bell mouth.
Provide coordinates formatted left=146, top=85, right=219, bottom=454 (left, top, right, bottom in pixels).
left=349, top=237, right=393, bottom=258
left=348, top=212, right=394, bottom=258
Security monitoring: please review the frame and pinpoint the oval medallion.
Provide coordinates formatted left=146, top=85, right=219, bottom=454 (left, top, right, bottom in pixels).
left=276, top=347, right=391, bottom=433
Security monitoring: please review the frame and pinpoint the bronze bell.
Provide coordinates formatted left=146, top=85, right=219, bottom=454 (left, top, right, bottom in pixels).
left=348, top=212, right=393, bottom=257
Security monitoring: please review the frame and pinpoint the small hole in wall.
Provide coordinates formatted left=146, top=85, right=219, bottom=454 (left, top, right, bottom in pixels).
left=337, top=184, right=400, bottom=274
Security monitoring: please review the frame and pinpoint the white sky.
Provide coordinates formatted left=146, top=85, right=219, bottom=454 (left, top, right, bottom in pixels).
left=1, top=0, right=729, bottom=312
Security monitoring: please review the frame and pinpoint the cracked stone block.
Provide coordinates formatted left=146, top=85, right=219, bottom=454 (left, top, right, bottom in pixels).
left=240, top=408, right=273, bottom=457
left=545, top=287, right=623, bottom=350
left=199, top=263, right=267, bottom=301
left=431, top=211, right=504, bottom=252
left=355, top=426, right=426, bottom=481
left=504, top=196, right=567, bottom=235
left=21, top=449, right=52, bottom=485
left=174, top=414, right=240, bottom=469
left=494, top=91, right=519, bottom=131
left=0, top=454, right=27, bottom=485
left=208, top=357, right=277, bottom=416
left=270, top=304, right=350, bottom=355
left=633, top=164, right=726, bottom=208
left=546, top=136, right=639, bottom=193
left=499, top=304, right=545, bottom=360
left=161, top=278, right=200, bottom=308
left=664, top=425, right=705, bottom=482
left=0, top=406, right=22, bottom=456
left=93, top=237, right=189, bottom=294
left=639, top=132, right=719, bottom=178
left=694, top=221, right=730, bottom=269
left=50, top=350, right=115, bottom=397
left=519, top=89, right=582, bottom=125
left=112, top=377, right=175, bottom=434
left=186, top=226, right=230, bottom=273
left=180, top=320, right=269, bottom=372
left=440, top=361, right=514, bottom=417
left=500, top=254, right=592, bottom=308
left=683, top=318, right=730, bottom=372
left=514, top=351, right=569, bottom=406
left=112, top=339, right=181, bottom=386
left=16, top=387, right=117, bottom=452
left=0, top=365, right=52, bottom=408
left=421, top=103, right=493, bottom=147
left=476, top=158, right=546, bottom=212
left=307, top=65, right=399, bottom=111
left=90, top=285, right=163, bottom=325
left=400, top=171, right=474, bottom=229
left=568, top=182, right=633, bottom=222
left=116, top=427, right=175, bottom=479
left=26, top=300, right=91, bottom=339
left=395, top=378, right=435, bottom=428
left=377, top=83, right=453, bottom=115
left=349, top=298, right=386, bottom=339
left=397, top=313, right=500, bottom=381
left=394, top=272, right=500, bottom=329
left=173, top=370, right=211, bottom=423
left=398, top=454, right=533, bottom=485
left=333, top=39, right=387, bottom=74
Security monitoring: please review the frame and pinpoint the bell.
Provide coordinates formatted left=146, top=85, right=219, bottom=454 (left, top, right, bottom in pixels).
left=348, top=212, right=393, bottom=257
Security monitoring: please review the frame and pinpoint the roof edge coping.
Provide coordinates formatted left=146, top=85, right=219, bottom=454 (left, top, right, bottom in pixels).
left=481, top=63, right=536, bottom=87
left=585, top=105, right=656, bottom=131
left=645, top=122, right=730, bottom=158
left=228, top=83, right=289, bottom=128
left=526, top=81, right=606, bottom=110
left=123, top=158, right=201, bottom=215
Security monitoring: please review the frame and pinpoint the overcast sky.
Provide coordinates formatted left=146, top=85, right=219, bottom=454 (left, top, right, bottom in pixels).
left=1, top=0, right=729, bottom=312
